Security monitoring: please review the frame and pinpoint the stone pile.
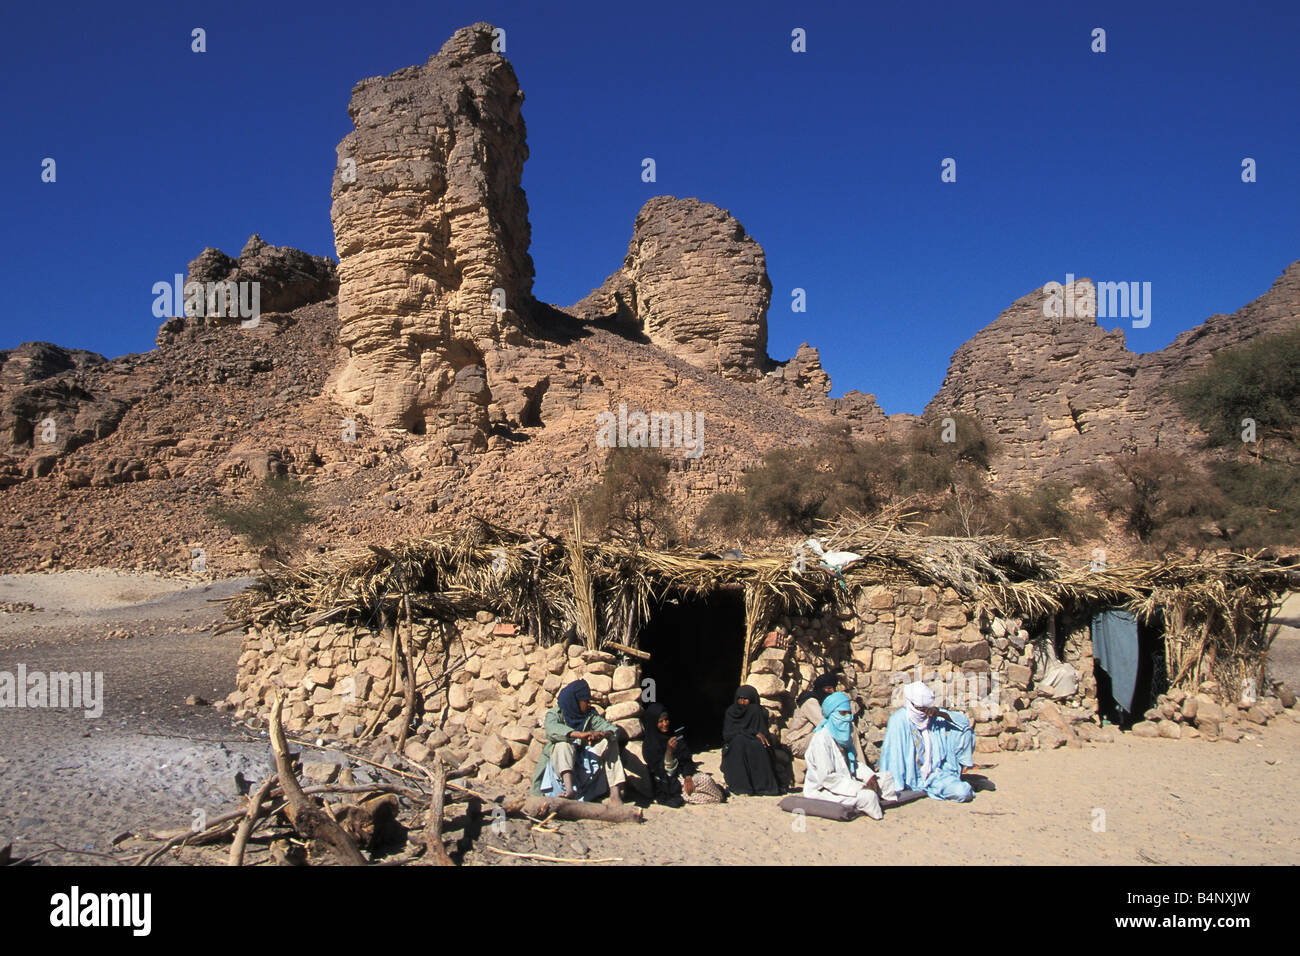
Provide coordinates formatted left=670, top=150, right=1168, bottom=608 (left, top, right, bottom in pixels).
left=1129, top=684, right=1295, bottom=743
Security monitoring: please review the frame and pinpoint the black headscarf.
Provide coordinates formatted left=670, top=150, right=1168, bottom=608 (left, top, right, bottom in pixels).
left=557, top=679, right=591, bottom=730
left=641, top=703, right=670, bottom=770
left=796, top=673, right=838, bottom=708
left=723, top=685, right=767, bottom=742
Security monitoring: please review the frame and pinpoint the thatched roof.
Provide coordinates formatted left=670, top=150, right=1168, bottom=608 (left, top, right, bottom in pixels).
left=227, top=516, right=1298, bottom=645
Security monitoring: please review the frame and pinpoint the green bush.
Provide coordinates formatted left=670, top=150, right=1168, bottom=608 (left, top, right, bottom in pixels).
left=207, top=476, right=316, bottom=565
left=1174, top=327, right=1300, bottom=452
left=579, top=446, right=676, bottom=547
left=1207, top=459, right=1300, bottom=548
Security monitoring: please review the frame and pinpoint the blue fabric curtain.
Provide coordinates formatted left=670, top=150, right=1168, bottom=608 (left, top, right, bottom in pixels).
left=1091, top=609, right=1140, bottom=714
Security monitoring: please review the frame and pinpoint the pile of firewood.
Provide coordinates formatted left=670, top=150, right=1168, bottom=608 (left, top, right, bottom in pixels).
left=112, top=694, right=641, bottom=867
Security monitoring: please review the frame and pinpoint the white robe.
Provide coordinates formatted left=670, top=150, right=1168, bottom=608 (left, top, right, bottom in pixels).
left=802, top=725, right=897, bottom=820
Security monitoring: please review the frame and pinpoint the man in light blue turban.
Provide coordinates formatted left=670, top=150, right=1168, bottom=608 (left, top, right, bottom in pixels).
left=802, top=691, right=897, bottom=819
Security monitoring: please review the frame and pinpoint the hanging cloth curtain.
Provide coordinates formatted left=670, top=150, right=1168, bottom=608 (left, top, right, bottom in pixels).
left=1091, top=609, right=1140, bottom=715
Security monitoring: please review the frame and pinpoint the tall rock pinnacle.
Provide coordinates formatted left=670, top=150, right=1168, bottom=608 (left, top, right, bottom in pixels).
left=330, top=22, right=534, bottom=444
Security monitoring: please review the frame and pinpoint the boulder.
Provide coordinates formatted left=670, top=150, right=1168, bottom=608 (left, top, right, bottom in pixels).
left=481, top=734, right=512, bottom=768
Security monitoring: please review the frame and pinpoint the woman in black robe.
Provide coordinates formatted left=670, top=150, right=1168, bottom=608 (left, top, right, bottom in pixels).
left=641, top=702, right=694, bottom=807
left=721, top=685, right=781, bottom=796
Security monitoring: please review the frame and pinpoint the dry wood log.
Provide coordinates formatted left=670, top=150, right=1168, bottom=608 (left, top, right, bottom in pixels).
left=604, top=641, right=650, bottom=661
left=396, top=598, right=418, bottom=753
left=482, top=845, right=623, bottom=864
left=228, top=772, right=278, bottom=866
left=335, top=793, right=401, bottom=853
left=504, top=796, right=643, bottom=824
left=269, top=695, right=368, bottom=866
left=424, top=758, right=455, bottom=866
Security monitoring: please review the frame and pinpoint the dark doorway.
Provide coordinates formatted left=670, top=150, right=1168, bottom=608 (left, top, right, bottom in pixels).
left=637, top=589, right=746, bottom=750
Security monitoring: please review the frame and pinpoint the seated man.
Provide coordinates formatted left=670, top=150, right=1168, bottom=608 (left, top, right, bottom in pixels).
left=878, top=681, right=975, bottom=802
left=640, top=703, right=725, bottom=806
left=530, top=679, right=628, bottom=804
left=803, top=691, right=898, bottom=819
left=786, top=673, right=840, bottom=758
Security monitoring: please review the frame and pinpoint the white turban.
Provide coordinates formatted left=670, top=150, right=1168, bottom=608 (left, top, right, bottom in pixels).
left=903, top=681, right=935, bottom=730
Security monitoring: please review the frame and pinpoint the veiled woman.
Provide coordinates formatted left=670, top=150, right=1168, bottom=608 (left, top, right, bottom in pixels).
left=640, top=702, right=725, bottom=806
left=720, top=685, right=781, bottom=796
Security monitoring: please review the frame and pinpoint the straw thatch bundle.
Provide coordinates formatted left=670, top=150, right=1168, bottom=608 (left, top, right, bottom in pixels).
left=225, top=515, right=1296, bottom=695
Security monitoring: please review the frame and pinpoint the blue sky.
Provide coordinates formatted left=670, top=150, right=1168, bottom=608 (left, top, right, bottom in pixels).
left=3, top=0, right=1297, bottom=413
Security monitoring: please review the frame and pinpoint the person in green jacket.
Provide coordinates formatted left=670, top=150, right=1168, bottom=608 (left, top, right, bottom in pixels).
left=530, top=679, right=628, bottom=804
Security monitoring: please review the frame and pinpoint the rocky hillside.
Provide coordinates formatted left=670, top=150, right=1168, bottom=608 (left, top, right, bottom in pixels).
left=926, top=265, right=1300, bottom=485
left=1, top=21, right=1297, bottom=573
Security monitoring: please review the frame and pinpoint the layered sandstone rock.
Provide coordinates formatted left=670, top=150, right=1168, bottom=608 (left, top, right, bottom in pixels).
left=0, top=343, right=106, bottom=386
left=927, top=266, right=1300, bottom=484
left=330, top=22, right=534, bottom=444
left=572, top=196, right=772, bottom=379
left=157, top=235, right=337, bottom=341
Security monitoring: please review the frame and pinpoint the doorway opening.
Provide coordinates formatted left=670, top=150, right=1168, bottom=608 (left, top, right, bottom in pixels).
left=637, top=589, right=747, bottom=750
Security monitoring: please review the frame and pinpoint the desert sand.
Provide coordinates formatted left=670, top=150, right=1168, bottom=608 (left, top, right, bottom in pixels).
left=2, top=571, right=1297, bottom=866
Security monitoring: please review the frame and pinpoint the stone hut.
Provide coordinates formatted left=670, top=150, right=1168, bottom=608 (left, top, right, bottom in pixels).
left=224, top=520, right=1295, bottom=788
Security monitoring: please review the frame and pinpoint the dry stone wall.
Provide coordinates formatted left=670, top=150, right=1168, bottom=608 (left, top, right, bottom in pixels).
left=228, top=585, right=1292, bottom=787
left=228, top=612, right=646, bottom=789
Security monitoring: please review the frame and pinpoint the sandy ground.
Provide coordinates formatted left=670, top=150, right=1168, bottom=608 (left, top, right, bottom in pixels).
left=522, top=722, right=1300, bottom=866
left=0, top=571, right=269, bottom=860
left=2, top=573, right=1299, bottom=866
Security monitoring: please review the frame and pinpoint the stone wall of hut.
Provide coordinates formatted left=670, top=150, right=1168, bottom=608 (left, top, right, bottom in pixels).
left=750, top=584, right=1111, bottom=759
left=227, top=582, right=1172, bottom=787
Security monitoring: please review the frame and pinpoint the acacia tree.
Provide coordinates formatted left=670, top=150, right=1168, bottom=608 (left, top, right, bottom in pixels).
left=1081, top=449, right=1221, bottom=549
left=207, top=475, right=316, bottom=569
left=580, top=446, right=676, bottom=547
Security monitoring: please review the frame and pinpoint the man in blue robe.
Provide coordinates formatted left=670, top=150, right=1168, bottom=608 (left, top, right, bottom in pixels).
left=878, top=681, right=975, bottom=802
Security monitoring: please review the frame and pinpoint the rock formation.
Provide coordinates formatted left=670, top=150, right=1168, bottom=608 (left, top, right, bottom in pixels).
left=156, top=235, right=337, bottom=345
left=0, top=342, right=105, bottom=386
left=928, top=266, right=1300, bottom=483
left=2, top=21, right=1298, bottom=573
left=571, top=196, right=772, bottom=379
left=330, top=22, right=534, bottom=446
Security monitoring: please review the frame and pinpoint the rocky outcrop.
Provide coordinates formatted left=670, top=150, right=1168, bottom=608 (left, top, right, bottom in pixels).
left=157, top=235, right=337, bottom=341
left=571, top=196, right=772, bottom=379
left=330, top=22, right=534, bottom=444
left=0, top=343, right=106, bottom=386
left=928, top=266, right=1300, bottom=483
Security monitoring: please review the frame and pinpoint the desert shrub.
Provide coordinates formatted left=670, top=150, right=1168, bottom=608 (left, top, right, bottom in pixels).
left=924, top=486, right=1000, bottom=537
left=579, top=446, right=676, bottom=547
left=697, top=491, right=765, bottom=538
left=1080, top=450, right=1223, bottom=550
left=998, top=482, right=1100, bottom=542
left=1173, top=327, right=1300, bottom=452
left=729, top=432, right=902, bottom=534
left=207, top=476, right=316, bottom=565
left=1206, top=459, right=1300, bottom=549
left=901, top=414, right=995, bottom=493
